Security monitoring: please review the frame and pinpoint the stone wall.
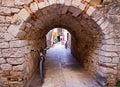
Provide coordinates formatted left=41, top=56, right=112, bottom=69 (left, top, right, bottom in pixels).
left=0, top=0, right=120, bottom=87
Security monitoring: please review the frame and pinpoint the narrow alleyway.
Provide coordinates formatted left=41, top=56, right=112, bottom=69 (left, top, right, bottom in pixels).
left=28, top=43, right=100, bottom=87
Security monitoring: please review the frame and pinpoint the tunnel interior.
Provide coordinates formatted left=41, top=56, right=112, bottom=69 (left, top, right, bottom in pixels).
left=23, top=4, right=103, bottom=85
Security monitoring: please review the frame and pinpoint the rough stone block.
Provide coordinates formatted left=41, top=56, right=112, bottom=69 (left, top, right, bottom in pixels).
left=87, top=6, right=96, bottom=16
left=2, top=0, right=14, bottom=7
left=38, top=2, right=48, bottom=9
left=102, top=39, right=115, bottom=44
left=1, top=64, right=12, bottom=71
left=97, top=17, right=105, bottom=25
left=108, top=15, right=120, bottom=24
left=0, top=58, right=6, bottom=64
left=112, top=57, right=119, bottom=63
left=10, top=40, right=28, bottom=48
left=13, top=64, right=24, bottom=71
left=0, top=6, right=11, bottom=15
left=2, top=71, right=10, bottom=76
left=6, top=16, right=12, bottom=23
left=61, top=6, right=69, bottom=14
left=18, top=9, right=31, bottom=21
left=7, top=58, right=25, bottom=65
left=0, top=77, right=9, bottom=86
left=72, top=0, right=81, bottom=7
left=100, top=51, right=118, bottom=57
left=11, top=14, right=26, bottom=30
left=11, top=8, right=20, bottom=13
left=0, top=32, right=4, bottom=39
left=72, top=10, right=82, bottom=17
left=101, top=45, right=118, bottom=51
left=99, top=66, right=116, bottom=74
left=0, top=42, right=9, bottom=49
left=2, top=48, right=25, bottom=57
left=24, top=45, right=31, bottom=54
left=64, top=0, right=72, bottom=6
left=4, top=33, right=16, bottom=41
left=10, top=71, right=23, bottom=77
left=100, top=20, right=111, bottom=30
left=15, top=0, right=33, bottom=5
left=59, top=0, right=64, bottom=4
left=79, top=2, right=86, bottom=10
left=0, top=24, right=9, bottom=33
left=0, top=16, right=5, bottom=23
left=99, top=56, right=112, bottom=63
left=30, top=2, right=38, bottom=13
left=7, top=25, right=26, bottom=38
left=47, top=0, right=56, bottom=5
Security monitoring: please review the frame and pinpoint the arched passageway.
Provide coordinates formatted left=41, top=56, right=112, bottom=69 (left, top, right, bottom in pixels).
left=23, top=4, right=103, bottom=86
left=28, top=42, right=100, bottom=87
left=0, top=1, right=120, bottom=87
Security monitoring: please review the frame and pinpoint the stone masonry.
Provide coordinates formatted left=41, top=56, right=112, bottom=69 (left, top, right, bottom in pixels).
left=0, top=0, right=120, bottom=87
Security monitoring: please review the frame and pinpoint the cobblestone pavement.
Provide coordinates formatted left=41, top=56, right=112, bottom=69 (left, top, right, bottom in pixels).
left=29, top=43, right=101, bottom=87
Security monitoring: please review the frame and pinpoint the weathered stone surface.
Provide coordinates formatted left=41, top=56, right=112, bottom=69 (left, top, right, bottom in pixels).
left=61, top=6, right=69, bottom=14
left=7, top=58, right=25, bottom=65
left=11, top=8, right=20, bottom=13
left=64, top=0, right=72, bottom=6
left=24, top=46, right=31, bottom=54
left=0, top=6, right=11, bottom=15
left=10, top=71, right=23, bottom=77
left=38, top=2, right=48, bottom=9
left=6, top=16, right=12, bottom=23
left=8, top=25, right=26, bottom=38
left=0, top=77, right=9, bottom=86
left=79, top=2, right=86, bottom=10
left=47, top=0, right=56, bottom=5
left=99, top=56, right=112, bottom=63
left=109, top=4, right=120, bottom=15
left=30, top=2, right=38, bottom=13
left=15, top=0, right=33, bottom=5
left=2, top=48, right=25, bottom=57
left=13, top=64, right=24, bottom=71
left=101, top=45, right=118, bottom=51
left=102, top=39, right=115, bottom=45
left=0, top=16, right=5, bottom=23
left=0, top=24, right=9, bottom=33
left=59, top=0, right=64, bottom=4
left=18, top=9, right=31, bottom=21
left=1, top=64, right=12, bottom=71
left=0, top=42, right=9, bottom=49
left=10, top=40, right=28, bottom=47
left=2, top=0, right=14, bottom=7
left=0, top=32, right=4, bottom=39
left=108, top=15, right=120, bottom=24
left=72, top=0, right=81, bottom=7
left=99, top=66, right=117, bottom=74
left=4, top=33, right=16, bottom=41
left=0, top=58, right=6, bottom=64
left=100, top=51, right=118, bottom=57
left=72, top=10, right=82, bottom=17
left=87, top=6, right=95, bottom=16
left=97, top=17, right=105, bottom=25
left=11, top=14, right=26, bottom=30
left=112, top=57, right=119, bottom=64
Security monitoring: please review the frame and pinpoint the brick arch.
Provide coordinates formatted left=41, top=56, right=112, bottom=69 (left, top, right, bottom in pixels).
left=0, top=1, right=119, bottom=87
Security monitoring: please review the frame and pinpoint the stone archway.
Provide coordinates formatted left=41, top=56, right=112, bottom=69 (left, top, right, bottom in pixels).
left=0, top=0, right=120, bottom=87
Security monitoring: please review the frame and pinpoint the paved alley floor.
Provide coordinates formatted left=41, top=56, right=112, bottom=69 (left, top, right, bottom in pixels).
left=29, top=43, right=101, bottom=87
